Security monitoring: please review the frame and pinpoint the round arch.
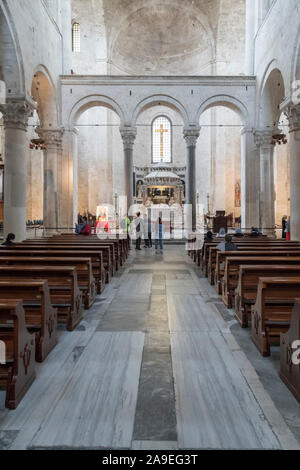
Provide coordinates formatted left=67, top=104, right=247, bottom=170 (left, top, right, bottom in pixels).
left=0, top=3, right=25, bottom=94
left=259, top=63, right=285, bottom=128
left=68, top=94, right=125, bottom=128
left=196, top=95, right=249, bottom=126
left=132, top=95, right=189, bottom=128
left=151, top=114, right=173, bottom=164
left=31, top=65, right=59, bottom=127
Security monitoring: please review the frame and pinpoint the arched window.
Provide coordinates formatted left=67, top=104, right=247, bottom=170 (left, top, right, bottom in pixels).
left=152, top=116, right=172, bottom=163
left=72, top=22, right=80, bottom=52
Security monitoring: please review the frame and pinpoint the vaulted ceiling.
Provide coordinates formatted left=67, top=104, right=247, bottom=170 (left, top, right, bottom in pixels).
left=102, top=0, right=222, bottom=75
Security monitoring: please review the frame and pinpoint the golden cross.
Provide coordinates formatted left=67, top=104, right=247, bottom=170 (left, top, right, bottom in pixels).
left=156, top=123, right=168, bottom=161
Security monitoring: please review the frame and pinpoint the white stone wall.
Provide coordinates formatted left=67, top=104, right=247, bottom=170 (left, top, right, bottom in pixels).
left=76, top=107, right=123, bottom=215
left=3, top=0, right=64, bottom=93
left=71, top=0, right=107, bottom=74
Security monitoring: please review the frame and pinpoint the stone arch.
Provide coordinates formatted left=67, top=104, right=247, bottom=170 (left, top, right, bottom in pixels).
left=259, top=62, right=285, bottom=128
left=68, top=95, right=125, bottom=128
left=132, top=95, right=189, bottom=128
left=0, top=2, right=25, bottom=94
left=196, top=95, right=250, bottom=126
left=31, top=65, right=59, bottom=128
left=151, top=114, right=173, bottom=164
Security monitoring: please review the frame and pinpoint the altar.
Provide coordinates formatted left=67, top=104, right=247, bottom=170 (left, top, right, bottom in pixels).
left=134, top=162, right=185, bottom=206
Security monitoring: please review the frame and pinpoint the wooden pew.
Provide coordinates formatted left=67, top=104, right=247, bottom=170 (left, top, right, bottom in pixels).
left=22, top=240, right=119, bottom=273
left=201, top=240, right=299, bottom=275
left=11, top=242, right=115, bottom=283
left=221, top=256, right=300, bottom=308
left=251, top=277, right=300, bottom=356
left=208, top=245, right=300, bottom=286
left=235, top=265, right=300, bottom=327
left=0, top=249, right=106, bottom=294
left=56, top=234, right=128, bottom=264
left=0, top=300, right=36, bottom=409
left=215, top=250, right=300, bottom=295
left=0, top=256, right=96, bottom=310
left=0, top=266, right=83, bottom=331
left=280, top=300, right=300, bottom=403
left=0, top=280, right=57, bottom=362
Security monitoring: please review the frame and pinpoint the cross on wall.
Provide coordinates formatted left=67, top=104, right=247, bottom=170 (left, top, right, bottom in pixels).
left=156, top=123, right=168, bottom=161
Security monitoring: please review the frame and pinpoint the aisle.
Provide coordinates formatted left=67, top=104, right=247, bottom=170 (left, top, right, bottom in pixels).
left=0, top=245, right=299, bottom=450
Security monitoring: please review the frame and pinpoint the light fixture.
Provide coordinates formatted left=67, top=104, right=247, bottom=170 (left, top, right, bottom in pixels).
left=29, top=138, right=46, bottom=150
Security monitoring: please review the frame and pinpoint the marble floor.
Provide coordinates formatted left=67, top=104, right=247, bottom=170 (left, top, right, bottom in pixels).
left=1, top=245, right=300, bottom=450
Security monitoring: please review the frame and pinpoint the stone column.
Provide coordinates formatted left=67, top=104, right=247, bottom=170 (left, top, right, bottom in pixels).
left=120, top=127, right=137, bottom=212
left=71, top=128, right=79, bottom=227
left=240, top=128, right=260, bottom=230
left=183, top=127, right=200, bottom=231
left=37, top=128, right=64, bottom=230
left=254, top=129, right=275, bottom=235
left=0, top=97, right=36, bottom=241
left=245, top=0, right=255, bottom=75
left=286, top=105, right=300, bottom=240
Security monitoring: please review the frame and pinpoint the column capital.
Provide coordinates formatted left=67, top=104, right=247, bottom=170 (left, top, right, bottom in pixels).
left=0, top=95, right=36, bottom=130
left=183, top=126, right=201, bottom=147
left=36, top=127, right=64, bottom=149
left=120, top=126, right=137, bottom=150
left=285, top=104, right=300, bottom=133
left=253, top=128, right=274, bottom=148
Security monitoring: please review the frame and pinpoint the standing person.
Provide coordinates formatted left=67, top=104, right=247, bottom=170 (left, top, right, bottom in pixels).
left=144, top=213, right=152, bottom=248
left=282, top=215, right=287, bottom=239
left=135, top=212, right=143, bottom=250
left=286, top=217, right=291, bottom=241
left=154, top=217, right=163, bottom=252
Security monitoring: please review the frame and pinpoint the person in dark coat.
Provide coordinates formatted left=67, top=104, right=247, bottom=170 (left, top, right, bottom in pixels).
left=282, top=215, right=287, bottom=239
left=2, top=233, right=15, bottom=246
left=216, top=234, right=237, bottom=251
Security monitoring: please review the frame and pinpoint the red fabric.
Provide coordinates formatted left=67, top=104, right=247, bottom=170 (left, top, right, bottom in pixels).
left=286, top=232, right=291, bottom=241
left=81, top=223, right=92, bottom=235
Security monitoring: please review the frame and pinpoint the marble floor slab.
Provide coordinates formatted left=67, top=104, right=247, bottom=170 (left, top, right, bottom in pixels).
left=168, top=294, right=219, bottom=333
left=132, top=440, right=178, bottom=450
left=28, top=332, right=144, bottom=449
left=96, top=310, right=148, bottom=331
left=117, top=274, right=152, bottom=296
left=171, top=331, right=280, bottom=450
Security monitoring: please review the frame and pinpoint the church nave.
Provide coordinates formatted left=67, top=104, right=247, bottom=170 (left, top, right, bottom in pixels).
left=1, top=245, right=299, bottom=451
